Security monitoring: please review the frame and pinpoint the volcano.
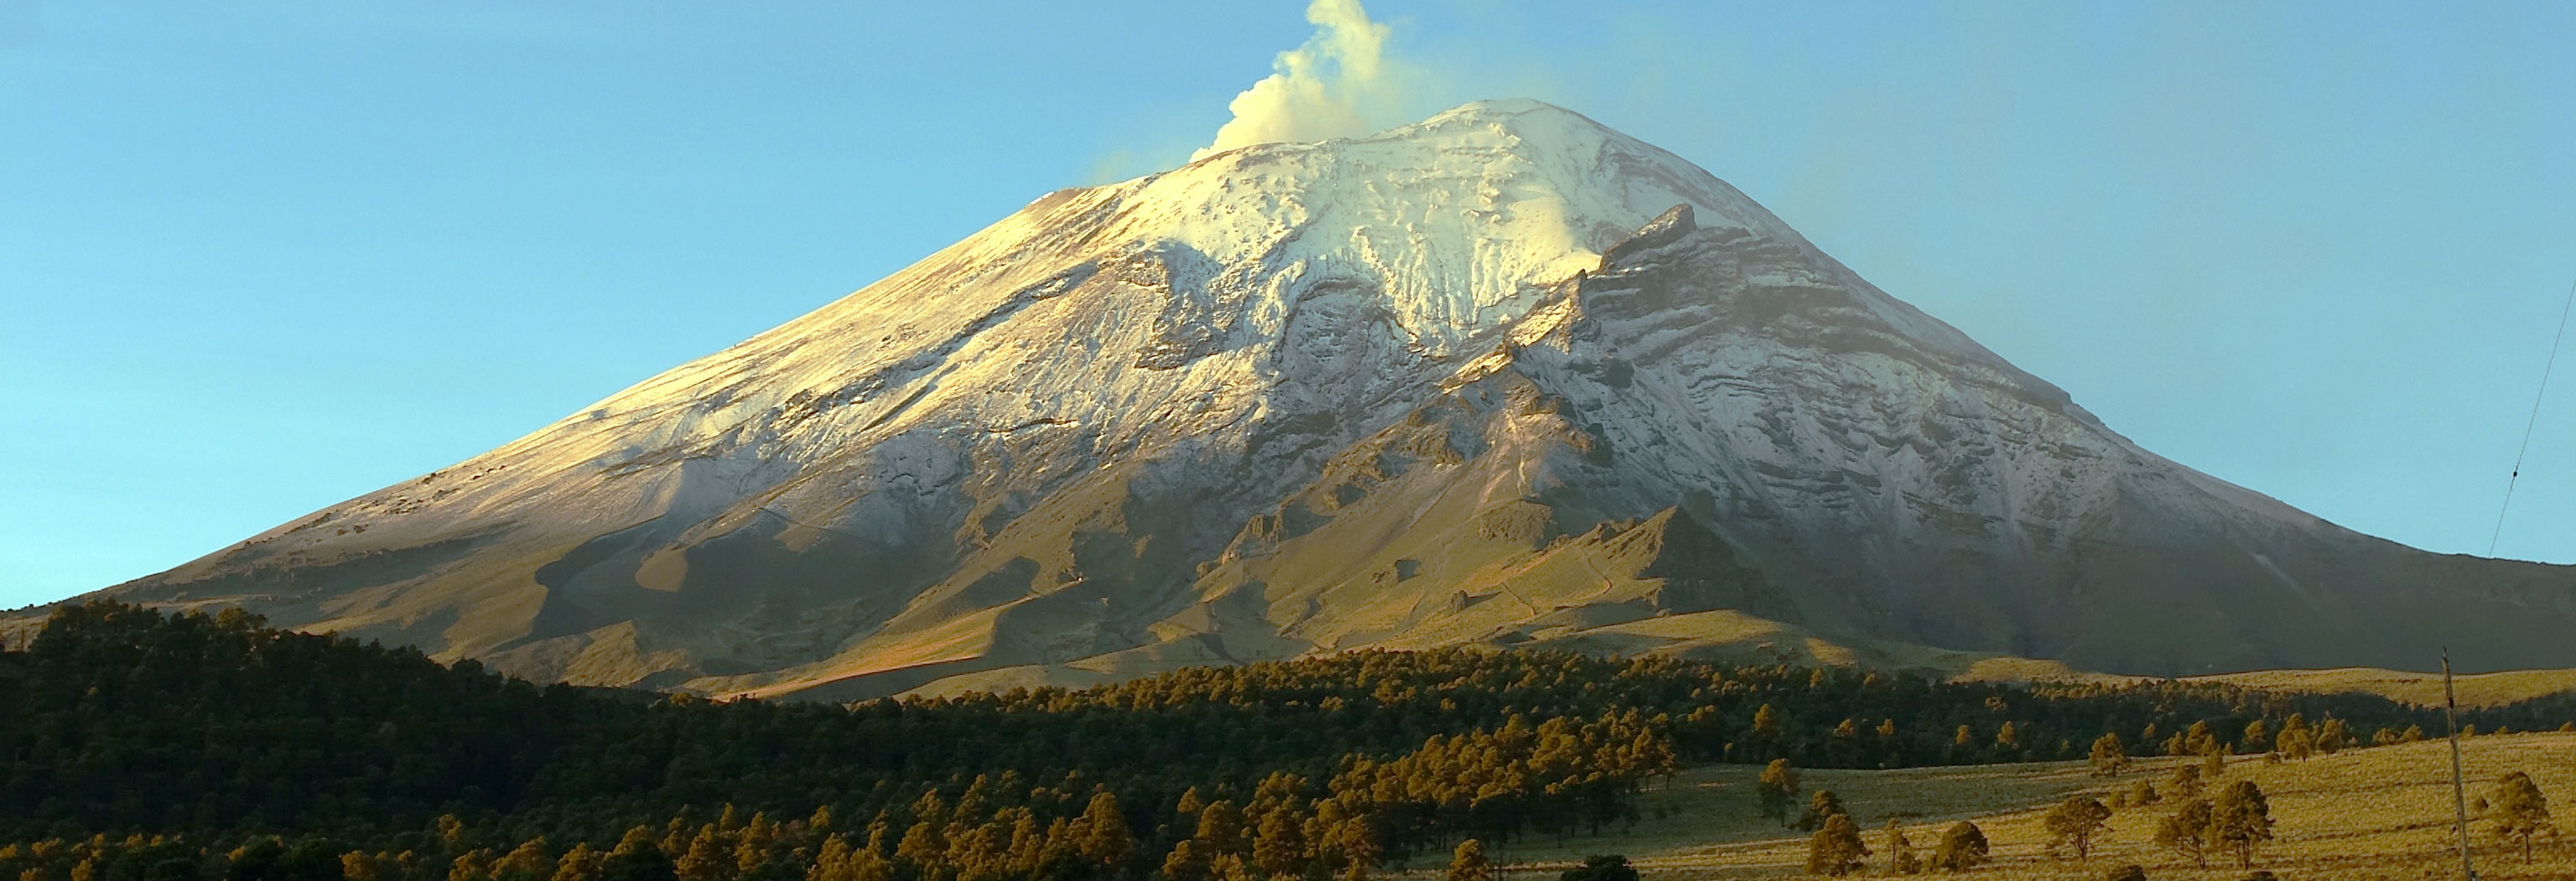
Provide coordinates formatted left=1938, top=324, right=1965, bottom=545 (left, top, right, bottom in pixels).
left=49, top=100, right=2576, bottom=697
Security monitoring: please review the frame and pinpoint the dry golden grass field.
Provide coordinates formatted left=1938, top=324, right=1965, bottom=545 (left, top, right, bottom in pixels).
left=1408, top=733, right=2576, bottom=881
left=2180, top=669, right=2576, bottom=710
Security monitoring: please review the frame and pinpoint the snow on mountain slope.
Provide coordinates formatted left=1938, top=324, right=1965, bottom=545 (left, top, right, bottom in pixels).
left=48, top=100, right=2576, bottom=694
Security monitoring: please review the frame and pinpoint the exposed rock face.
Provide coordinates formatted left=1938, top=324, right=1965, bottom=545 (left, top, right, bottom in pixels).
left=52, top=100, right=2576, bottom=695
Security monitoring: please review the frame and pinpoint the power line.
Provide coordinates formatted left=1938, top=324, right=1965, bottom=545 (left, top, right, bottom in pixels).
left=2490, top=274, right=2576, bottom=557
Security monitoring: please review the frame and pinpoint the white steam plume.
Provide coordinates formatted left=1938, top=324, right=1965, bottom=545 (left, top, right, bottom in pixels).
left=1193, top=0, right=1410, bottom=161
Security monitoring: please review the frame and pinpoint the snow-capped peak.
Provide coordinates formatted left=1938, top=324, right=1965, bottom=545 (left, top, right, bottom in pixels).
left=1059, top=99, right=1803, bottom=357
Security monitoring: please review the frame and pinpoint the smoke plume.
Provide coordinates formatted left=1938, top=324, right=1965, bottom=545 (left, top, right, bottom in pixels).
left=1193, top=0, right=1410, bottom=161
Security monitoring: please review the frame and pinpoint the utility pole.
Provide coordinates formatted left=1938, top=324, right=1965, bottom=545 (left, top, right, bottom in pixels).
left=2445, top=649, right=2480, bottom=881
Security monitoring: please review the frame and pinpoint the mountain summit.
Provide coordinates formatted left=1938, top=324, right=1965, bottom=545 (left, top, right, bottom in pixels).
left=60, top=100, right=2576, bottom=697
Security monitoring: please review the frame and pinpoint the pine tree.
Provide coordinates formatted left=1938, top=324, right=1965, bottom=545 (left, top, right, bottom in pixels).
left=735, top=815, right=776, bottom=878
left=2088, top=733, right=2129, bottom=776
left=1796, top=790, right=1847, bottom=832
left=894, top=821, right=944, bottom=880
left=2275, top=714, right=2314, bottom=760
left=1001, top=811, right=1042, bottom=878
left=1444, top=840, right=1491, bottom=881
left=1882, top=821, right=1919, bottom=875
left=2166, top=763, right=2203, bottom=799
left=1250, top=807, right=1305, bottom=879
left=1630, top=731, right=1676, bottom=788
left=495, top=839, right=554, bottom=881
left=1161, top=840, right=1209, bottom=881
left=662, top=819, right=692, bottom=862
left=1075, top=793, right=1135, bottom=869
left=340, top=853, right=381, bottom=881
left=2153, top=800, right=2212, bottom=868
left=451, top=851, right=496, bottom=881
left=808, top=838, right=854, bottom=881
left=1334, top=817, right=1379, bottom=881
left=601, top=827, right=677, bottom=881
left=1831, top=719, right=1861, bottom=757
left=2315, top=718, right=2350, bottom=754
left=1927, top=822, right=1987, bottom=873
left=1195, top=801, right=1244, bottom=857
left=2043, top=796, right=2112, bottom=860
left=2209, top=780, right=2273, bottom=869
left=677, top=827, right=728, bottom=881
left=2182, top=721, right=2215, bottom=755
left=2487, top=771, right=2553, bottom=863
left=1757, top=759, right=1801, bottom=827
left=1805, top=814, right=1869, bottom=876
left=1751, top=704, right=1784, bottom=749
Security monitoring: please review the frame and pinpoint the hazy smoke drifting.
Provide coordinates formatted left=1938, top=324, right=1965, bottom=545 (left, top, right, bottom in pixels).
left=1194, top=0, right=1408, bottom=161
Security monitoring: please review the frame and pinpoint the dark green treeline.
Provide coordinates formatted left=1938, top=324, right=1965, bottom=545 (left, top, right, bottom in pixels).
left=1, top=601, right=2557, bottom=881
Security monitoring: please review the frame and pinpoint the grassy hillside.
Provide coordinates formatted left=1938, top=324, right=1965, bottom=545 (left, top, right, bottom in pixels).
left=2187, top=668, right=2576, bottom=710
left=1953, top=662, right=2576, bottom=711
left=1437, top=733, right=2576, bottom=879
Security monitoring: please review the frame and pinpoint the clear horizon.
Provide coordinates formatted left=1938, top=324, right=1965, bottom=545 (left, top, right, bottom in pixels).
left=5, top=1, right=2574, bottom=609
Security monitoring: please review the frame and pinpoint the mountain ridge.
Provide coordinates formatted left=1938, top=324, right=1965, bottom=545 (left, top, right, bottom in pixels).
left=28, top=98, right=2576, bottom=694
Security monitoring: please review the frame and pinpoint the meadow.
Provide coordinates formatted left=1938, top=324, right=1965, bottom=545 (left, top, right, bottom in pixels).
left=1437, top=733, right=2576, bottom=880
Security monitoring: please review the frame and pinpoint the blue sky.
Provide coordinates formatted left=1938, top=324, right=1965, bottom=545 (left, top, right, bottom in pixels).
left=4, top=1, right=2573, bottom=609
